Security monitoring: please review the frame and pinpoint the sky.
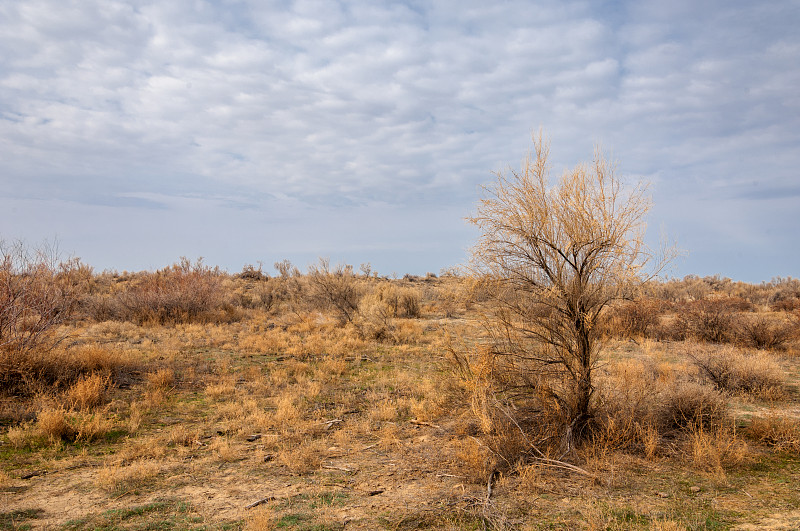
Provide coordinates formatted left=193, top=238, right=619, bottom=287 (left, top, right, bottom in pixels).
left=1, top=0, right=798, bottom=282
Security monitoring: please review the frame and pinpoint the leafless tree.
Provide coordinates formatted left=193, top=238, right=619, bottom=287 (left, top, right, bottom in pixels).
left=467, top=132, right=670, bottom=451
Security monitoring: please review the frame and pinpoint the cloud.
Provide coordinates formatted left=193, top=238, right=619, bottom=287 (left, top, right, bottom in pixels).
left=1, top=0, right=798, bottom=280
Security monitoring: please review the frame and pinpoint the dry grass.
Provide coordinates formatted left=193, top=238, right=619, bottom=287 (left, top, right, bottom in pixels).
left=3, top=270, right=800, bottom=529
left=64, top=372, right=112, bottom=410
left=745, top=413, right=800, bottom=452
left=96, top=459, right=162, bottom=494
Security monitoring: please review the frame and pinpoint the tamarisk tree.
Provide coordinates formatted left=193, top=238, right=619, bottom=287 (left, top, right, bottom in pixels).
left=468, top=132, right=668, bottom=450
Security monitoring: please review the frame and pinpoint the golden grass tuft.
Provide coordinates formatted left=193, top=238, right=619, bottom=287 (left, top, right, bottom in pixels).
left=65, top=372, right=112, bottom=410
left=278, top=439, right=325, bottom=474
left=745, top=413, right=800, bottom=452
left=36, top=406, right=74, bottom=443
left=244, top=506, right=276, bottom=531
left=96, top=459, right=161, bottom=494
left=686, top=423, right=750, bottom=476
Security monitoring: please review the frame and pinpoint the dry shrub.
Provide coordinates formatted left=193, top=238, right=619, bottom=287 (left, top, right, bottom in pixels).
left=144, top=367, right=175, bottom=406
left=113, top=258, right=231, bottom=325
left=606, top=298, right=662, bottom=339
left=72, top=411, right=115, bottom=442
left=671, top=299, right=740, bottom=343
left=233, top=280, right=276, bottom=311
left=690, top=346, right=787, bottom=400
left=0, top=243, right=85, bottom=393
left=67, top=344, right=128, bottom=375
left=737, top=314, right=797, bottom=350
left=454, top=437, right=495, bottom=483
left=6, top=422, right=39, bottom=449
left=65, top=372, right=112, bottom=410
left=768, top=277, right=800, bottom=311
left=745, top=414, right=800, bottom=452
left=211, top=437, right=240, bottom=462
left=378, top=422, right=402, bottom=450
left=369, top=401, right=399, bottom=423
left=305, top=258, right=362, bottom=324
left=205, top=375, right=236, bottom=400
left=244, top=507, right=276, bottom=531
left=469, top=383, right=542, bottom=471
left=660, top=382, right=728, bottom=431
left=146, top=367, right=175, bottom=390
left=127, top=402, right=145, bottom=433
left=356, top=290, right=395, bottom=340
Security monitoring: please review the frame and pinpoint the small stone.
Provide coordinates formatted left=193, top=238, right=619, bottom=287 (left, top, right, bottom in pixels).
left=690, top=486, right=701, bottom=493
left=657, top=491, right=670, bottom=498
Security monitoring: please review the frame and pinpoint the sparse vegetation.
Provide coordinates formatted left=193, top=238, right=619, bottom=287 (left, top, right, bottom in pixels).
left=1, top=243, right=799, bottom=529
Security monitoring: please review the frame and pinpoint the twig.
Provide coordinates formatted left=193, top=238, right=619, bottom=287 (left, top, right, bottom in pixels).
left=322, top=464, right=354, bottom=473
left=486, top=469, right=499, bottom=503
left=436, top=473, right=466, bottom=479
left=529, top=457, right=593, bottom=477
left=245, top=495, right=277, bottom=509
left=409, top=419, right=440, bottom=429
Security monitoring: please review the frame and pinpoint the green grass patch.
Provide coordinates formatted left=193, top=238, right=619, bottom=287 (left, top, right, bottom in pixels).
left=59, top=498, right=235, bottom=530
left=0, top=508, right=43, bottom=530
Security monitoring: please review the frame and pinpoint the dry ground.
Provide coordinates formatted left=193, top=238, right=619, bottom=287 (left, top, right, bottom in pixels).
left=2, top=276, right=800, bottom=530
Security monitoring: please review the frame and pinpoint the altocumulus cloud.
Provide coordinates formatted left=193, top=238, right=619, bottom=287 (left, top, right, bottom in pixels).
left=0, top=0, right=798, bottom=280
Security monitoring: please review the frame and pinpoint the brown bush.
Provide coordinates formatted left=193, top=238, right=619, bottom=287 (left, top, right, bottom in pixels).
left=660, top=381, right=728, bottom=432
left=114, top=258, right=231, bottom=324
left=0, top=242, right=90, bottom=393
left=671, top=299, right=740, bottom=343
left=737, top=314, right=797, bottom=350
left=689, top=346, right=786, bottom=400
left=305, top=258, right=362, bottom=324
left=606, top=298, right=663, bottom=339
left=65, top=372, right=112, bottom=410
left=768, top=277, right=800, bottom=312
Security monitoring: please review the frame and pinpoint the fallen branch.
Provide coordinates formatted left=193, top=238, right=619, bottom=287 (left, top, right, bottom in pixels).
left=322, top=464, right=354, bottom=473
left=529, top=457, right=593, bottom=477
left=245, top=495, right=277, bottom=509
left=409, top=419, right=440, bottom=429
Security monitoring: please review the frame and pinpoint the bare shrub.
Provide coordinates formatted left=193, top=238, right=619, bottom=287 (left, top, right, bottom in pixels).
left=96, top=459, right=161, bottom=494
left=36, top=406, right=75, bottom=443
left=689, top=346, right=786, bottom=400
left=686, top=423, right=749, bottom=474
left=305, top=258, right=362, bottom=324
left=592, top=359, right=663, bottom=455
left=737, top=314, right=797, bottom=350
left=768, top=277, right=800, bottom=312
left=672, top=299, right=740, bottom=343
left=0, top=241, right=85, bottom=392
left=606, top=298, right=663, bottom=339
left=356, top=290, right=395, bottom=340
left=660, top=382, right=727, bottom=432
left=115, top=258, right=230, bottom=324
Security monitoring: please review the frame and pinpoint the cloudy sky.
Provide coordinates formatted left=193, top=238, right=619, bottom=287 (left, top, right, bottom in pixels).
left=1, top=0, right=798, bottom=281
